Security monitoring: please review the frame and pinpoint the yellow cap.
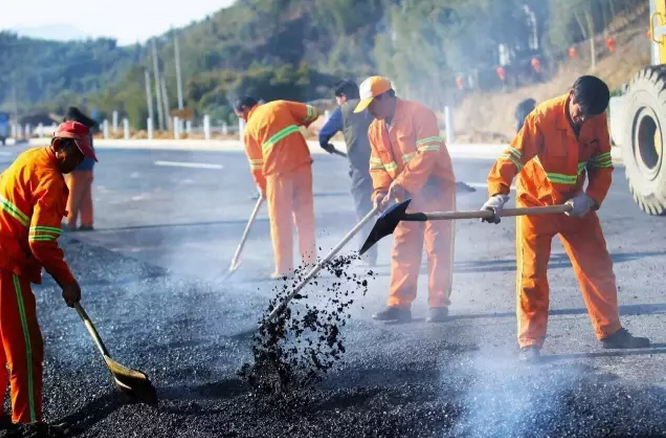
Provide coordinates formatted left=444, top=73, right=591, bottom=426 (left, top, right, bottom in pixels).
left=354, top=76, right=393, bottom=113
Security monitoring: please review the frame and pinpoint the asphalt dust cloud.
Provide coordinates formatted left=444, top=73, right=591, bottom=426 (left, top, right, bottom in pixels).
left=239, top=253, right=376, bottom=395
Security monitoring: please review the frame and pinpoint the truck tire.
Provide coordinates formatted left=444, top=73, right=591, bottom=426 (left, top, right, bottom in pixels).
left=622, top=65, right=666, bottom=215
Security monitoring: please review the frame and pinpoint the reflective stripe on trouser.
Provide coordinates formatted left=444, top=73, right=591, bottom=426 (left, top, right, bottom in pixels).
left=350, top=173, right=376, bottom=261
left=387, top=186, right=455, bottom=309
left=266, top=165, right=317, bottom=274
left=0, top=270, right=43, bottom=423
left=66, top=170, right=94, bottom=228
left=516, top=208, right=621, bottom=349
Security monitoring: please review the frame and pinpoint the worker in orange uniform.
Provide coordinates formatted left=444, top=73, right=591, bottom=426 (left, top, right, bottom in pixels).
left=64, top=107, right=97, bottom=231
left=481, top=76, right=650, bottom=362
left=355, top=76, right=456, bottom=323
left=568, top=47, right=578, bottom=59
left=530, top=57, right=541, bottom=74
left=606, top=36, right=616, bottom=53
left=234, top=96, right=319, bottom=279
left=0, top=121, right=95, bottom=435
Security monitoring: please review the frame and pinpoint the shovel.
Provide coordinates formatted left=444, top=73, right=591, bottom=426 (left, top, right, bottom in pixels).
left=360, top=199, right=573, bottom=255
left=222, top=196, right=265, bottom=281
left=260, top=206, right=379, bottom=328
left=75, top=303, right=158, bottom=406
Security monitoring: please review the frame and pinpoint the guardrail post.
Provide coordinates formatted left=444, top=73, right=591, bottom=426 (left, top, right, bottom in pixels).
left=203, top=114, right=211, bottom=141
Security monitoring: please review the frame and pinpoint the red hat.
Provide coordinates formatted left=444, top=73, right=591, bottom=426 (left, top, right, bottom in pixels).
left=54, top=121, right=97, bottom=162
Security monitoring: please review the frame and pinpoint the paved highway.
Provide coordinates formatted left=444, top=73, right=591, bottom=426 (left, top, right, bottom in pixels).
left=3, top=143, right=666, bottom=437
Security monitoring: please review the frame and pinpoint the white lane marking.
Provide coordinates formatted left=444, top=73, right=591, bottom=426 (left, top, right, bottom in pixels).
left=154, top=160, right=223, bottom=169
left=465, top=182, right=517, bottom=190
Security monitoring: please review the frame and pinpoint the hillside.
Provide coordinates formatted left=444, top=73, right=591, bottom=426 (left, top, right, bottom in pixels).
left=0, top=32, right=140, bottom=113
left=454, top=3, right=651, bottom=141
left=1, top=0, right=647, bottom=134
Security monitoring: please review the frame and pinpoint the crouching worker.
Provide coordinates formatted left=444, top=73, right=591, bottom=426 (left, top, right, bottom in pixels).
left=481, top=75, right=650, bottom=362
left=0, top=121, right=96, bottom=435
left=357, top=76, right=456, bottom=323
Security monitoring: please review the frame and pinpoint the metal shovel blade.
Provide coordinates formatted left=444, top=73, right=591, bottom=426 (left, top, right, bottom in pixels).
left=75, top=303, right=158, bottom=406
left=359, top=199, right=412, bottom=255
left=104, top=356, right=158, bottom=406
left=221, top=261, right=242, bottom=282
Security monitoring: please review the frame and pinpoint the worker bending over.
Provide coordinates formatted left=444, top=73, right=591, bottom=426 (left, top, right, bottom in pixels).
left=481, top=75, right=650, bottom=361
left=319, top=80, right=377, bottom=265
left=357, top=76, right=456, bottom=323
left=235, top=96, right=319, bottom=279
left=0, top=121, right=95, bottom=435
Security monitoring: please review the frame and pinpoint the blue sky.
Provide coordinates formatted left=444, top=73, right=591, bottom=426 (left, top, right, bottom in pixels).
left=1, top=0, right=234, bottom=45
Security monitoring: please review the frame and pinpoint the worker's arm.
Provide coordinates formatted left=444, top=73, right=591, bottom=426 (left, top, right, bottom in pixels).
left=318, top=107, right=343, bottom=151
left=287, top=101, right=320, bottom=128
left=243, top=132, right=267, bottom=195
left=368, top=127, right=392, bottom=199
left=585, top=114, right=614, bottom=208
left=392, top=107, right=442, bottom=195
left=487, top=112, right=544, bottom=196
left=28, top=176, right=75, bottom=286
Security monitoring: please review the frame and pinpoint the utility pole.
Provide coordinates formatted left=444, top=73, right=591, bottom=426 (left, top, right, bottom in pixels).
left=160, top=74, right=172, bottom=131
left=151, top=39, right=165, bottom=131
left=144, top=70, right=154, bottom=126
left=173, top=28, right=184, bottom=111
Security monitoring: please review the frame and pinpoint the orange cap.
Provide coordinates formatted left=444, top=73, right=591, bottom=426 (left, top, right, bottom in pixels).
left=354, top=76, right=393, bottom=113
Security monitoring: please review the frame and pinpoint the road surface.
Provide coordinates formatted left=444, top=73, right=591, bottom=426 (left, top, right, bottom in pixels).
left=3, top=144, right=666, bottom=437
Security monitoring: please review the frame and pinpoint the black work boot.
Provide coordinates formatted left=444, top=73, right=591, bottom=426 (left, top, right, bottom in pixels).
left=426, top=307, right=449, bottom=323
left=601, top=327, right=650, bottom=349
left=0, top=415, right=18, bottom=436
left=372, top=306, right=411, bottom=321
left=78, top=225, right=94, bottom=232
left=518, top=346, right=541, bottom=362
left=20, top=422, right=69, bottom=438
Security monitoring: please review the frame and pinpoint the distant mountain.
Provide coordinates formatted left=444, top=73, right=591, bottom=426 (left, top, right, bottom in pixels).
left=12, top=24, right=90, bottom=42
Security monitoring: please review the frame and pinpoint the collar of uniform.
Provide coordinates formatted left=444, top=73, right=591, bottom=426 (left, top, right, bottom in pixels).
left=383, top=97, right=405, bottom=127
left=556, top=94, right=572, bottom=130
left=247, top=104, right=260, bottom=122
left=45, top=145, right=58, bottom=166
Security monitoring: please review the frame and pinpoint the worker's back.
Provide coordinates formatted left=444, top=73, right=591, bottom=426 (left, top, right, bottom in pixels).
left=245, top=100, right=313, bottom=176
left=340, top=99, right=373, bottom=180
left=0, top=148, right=66, bottom=282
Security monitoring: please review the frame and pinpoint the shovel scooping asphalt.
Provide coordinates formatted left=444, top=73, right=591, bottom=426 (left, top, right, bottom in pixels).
left=259, top=206, right=380, bottom=328
left=360, top=199, right=573, bottom=255
left=222, top=196, right=265, bottom=281
left=74, top=303, right=158, bottom=406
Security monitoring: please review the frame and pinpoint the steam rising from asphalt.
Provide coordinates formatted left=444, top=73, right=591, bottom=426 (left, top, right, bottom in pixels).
left=449, top=350, right=591, bottom=438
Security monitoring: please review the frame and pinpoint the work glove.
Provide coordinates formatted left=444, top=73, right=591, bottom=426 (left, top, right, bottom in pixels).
left=373, top=192, right=388, bottom=212
left=61, top=280, right=81, bottom=308
left=480, top=194, right=509, bottom=224
left=565, top=193, right=595, bottom=218
left=321, top=143, right=336, bottom=154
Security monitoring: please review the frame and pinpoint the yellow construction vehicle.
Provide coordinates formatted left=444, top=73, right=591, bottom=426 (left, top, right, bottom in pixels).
left=611, top=0, right=666, bottom=214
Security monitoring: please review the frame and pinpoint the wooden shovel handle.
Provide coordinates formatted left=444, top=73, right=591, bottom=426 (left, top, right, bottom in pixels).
left=416, top=204, right=572, bottom=221
left=74, top=303, right=112, bottom=358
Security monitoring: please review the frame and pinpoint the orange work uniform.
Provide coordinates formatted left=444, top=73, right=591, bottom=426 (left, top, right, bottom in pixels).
left=368, top=98, right=456, bottom=309
left=0, top=148, right=76, bottom=423
left=487, top=93, right=618, bottom=349
left=243, top=100, right=320, bottom=275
